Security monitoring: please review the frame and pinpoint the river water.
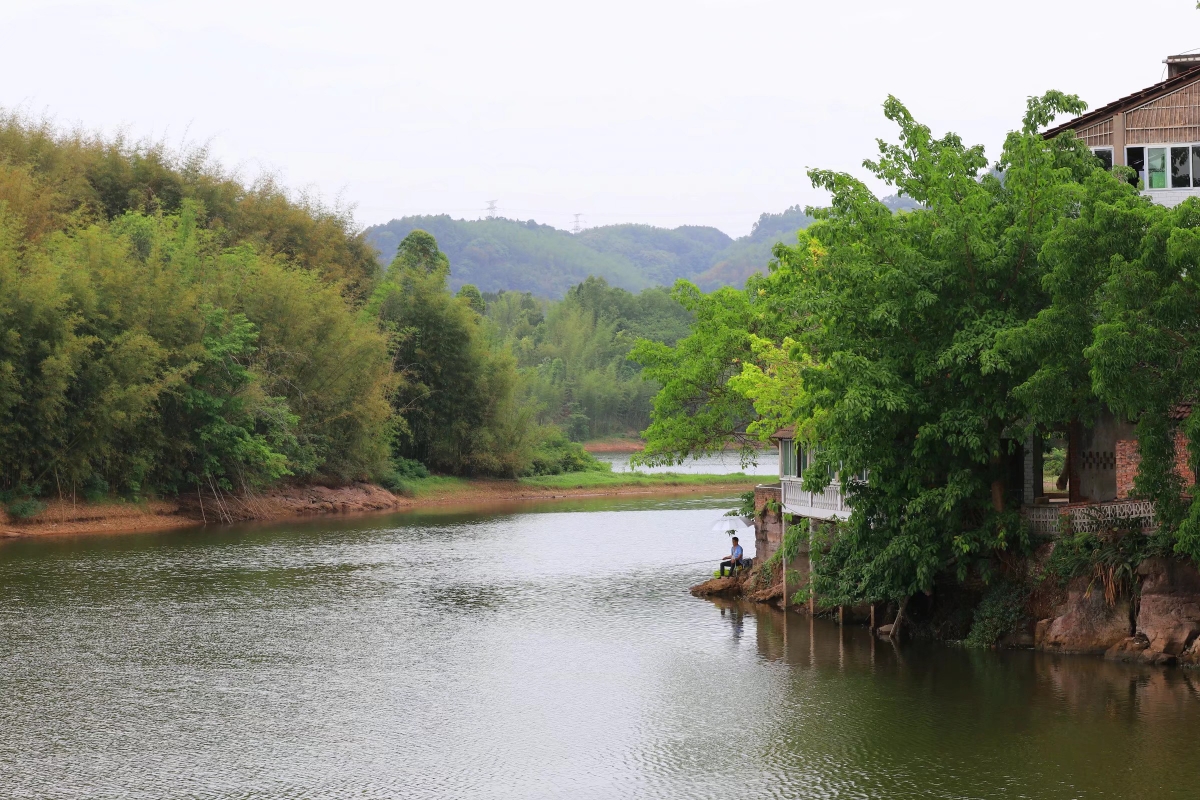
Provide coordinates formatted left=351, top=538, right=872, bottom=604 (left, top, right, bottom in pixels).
left=1, top=494, right=1198, bottom=799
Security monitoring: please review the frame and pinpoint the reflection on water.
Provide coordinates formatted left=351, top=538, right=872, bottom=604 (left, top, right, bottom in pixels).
left=0, top=497, right=1197, bottom=799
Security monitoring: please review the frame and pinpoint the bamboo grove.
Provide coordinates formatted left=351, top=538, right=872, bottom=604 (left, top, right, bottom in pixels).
left=0, top=113, right=666, bottom=504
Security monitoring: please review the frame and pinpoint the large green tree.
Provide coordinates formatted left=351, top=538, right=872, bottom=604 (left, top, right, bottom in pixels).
left=636, top=92, right=1121, bottom=606
left=374, top=231, right=535, bottom=475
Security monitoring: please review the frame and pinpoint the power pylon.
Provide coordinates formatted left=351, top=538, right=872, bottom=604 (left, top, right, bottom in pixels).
left=485, top=200, right=498, bottom=219
left=572, top=213, right=583, bottom=234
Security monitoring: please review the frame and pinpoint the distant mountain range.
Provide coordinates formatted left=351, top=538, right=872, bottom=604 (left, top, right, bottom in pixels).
left=363, top=206, right=814, bottom=297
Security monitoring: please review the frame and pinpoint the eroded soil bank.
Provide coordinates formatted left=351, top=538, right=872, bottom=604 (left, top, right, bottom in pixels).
left=691, top=555, right=1200, bottom=668
left=0, top=478, right=757, bottom=539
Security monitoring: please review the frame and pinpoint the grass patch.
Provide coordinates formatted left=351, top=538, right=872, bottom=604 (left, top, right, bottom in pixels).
left=402, top=475, right=474, bottom=497
left=518, top=471, right=757, bottom=490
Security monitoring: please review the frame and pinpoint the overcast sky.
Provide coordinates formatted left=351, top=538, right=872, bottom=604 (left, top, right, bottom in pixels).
left=3, top=0, right=1199, bottom=236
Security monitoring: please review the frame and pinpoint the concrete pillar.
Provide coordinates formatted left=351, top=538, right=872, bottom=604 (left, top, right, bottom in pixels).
left=1023, top=434, right=1043, bottom=506
left=1113, top=112, right=1126, bottom=167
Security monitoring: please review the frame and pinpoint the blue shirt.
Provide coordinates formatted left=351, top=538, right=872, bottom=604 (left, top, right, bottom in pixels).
left=731, top=544, right=743, bottom=560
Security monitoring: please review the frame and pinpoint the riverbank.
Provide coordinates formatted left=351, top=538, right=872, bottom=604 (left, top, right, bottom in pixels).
left=0, top=472, right=759, bottom=539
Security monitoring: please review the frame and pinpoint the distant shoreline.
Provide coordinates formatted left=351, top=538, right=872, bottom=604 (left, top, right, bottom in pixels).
left=0, top=474, right=762, bottom=541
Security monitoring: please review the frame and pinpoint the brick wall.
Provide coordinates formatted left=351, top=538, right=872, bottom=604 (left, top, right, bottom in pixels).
left=1115, top=439, right=1139, bottom=499
left=754, top=485, right=782, bottom=561
left=1115, top=431, right=1195, bottom=499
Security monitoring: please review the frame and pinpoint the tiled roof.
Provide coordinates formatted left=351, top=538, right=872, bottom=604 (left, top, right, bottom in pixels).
left=1042, top=65, right=1200, bottom=139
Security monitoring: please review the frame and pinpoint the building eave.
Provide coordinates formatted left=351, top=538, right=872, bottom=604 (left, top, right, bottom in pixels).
left=1043, top=65, right=1200, bottom=140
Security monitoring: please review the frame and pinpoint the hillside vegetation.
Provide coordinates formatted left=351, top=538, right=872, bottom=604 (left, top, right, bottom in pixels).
left=0, top=114, right=616, bottom=508
left=365, top=205, right=816, bottom=297
left=485, top=277, right=693, bottom=441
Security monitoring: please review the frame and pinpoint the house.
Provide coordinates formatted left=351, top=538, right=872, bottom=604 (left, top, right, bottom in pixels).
left=1021, top=409, right=1195, bottom=536
left=1042, top=53, right=1200, bottom=207
left=752, top=427, right=851, bottom=562
left=1028, top=54, right=1200, bottom=533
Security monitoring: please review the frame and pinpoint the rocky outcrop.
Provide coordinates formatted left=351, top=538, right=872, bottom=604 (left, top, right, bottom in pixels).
left=690, top=575, right=747, bottom=598
left=1103, top=557, right=1200, bottom=666
left=238, top=483, right=404, bottom=519
left=1035, top=579, right=1131, bottom=655
left=1181, top=636, right=1200, bottom=666
left=1135, top=557, right=1200, bottom=656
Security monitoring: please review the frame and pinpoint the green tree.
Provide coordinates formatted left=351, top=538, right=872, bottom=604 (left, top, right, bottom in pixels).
left=374, top=231, right=535, bottom=475
left=785, top=92, right=1097, bottom=606
left=457, top=284, right=486, bottom=314
left=638, top=92, right=1105, bottom=608
left=630, top=281, right=768, bottom=465
left=1084, top=197, right=1200, bottom=558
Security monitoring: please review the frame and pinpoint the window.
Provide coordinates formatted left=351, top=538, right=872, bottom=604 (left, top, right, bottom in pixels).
left=1148, top=147, right=1168, bottom=189
left=780, top=439, right=796, bottom=477
left=1126, top=146, right=1145, bottom=187
left=1191, top=146, right=1200, bottom=187
left=1172, top=146, right=1191, bottom=187
left=1092, top=148, right=1113, bottom=169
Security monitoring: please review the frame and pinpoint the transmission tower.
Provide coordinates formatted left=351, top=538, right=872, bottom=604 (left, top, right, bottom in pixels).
left=485, top=200, right=498, bottom=219
left=572, top=213, right=583, bottom=234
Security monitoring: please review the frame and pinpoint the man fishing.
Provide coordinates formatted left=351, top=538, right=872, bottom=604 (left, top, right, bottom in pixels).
left=719, top=537, right=744, bottom=577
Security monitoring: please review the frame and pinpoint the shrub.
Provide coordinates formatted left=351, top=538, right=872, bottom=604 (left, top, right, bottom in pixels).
left=392, top=457, right=429, bottom=480
left=965, top=582, right=1027, bottom=647
left=526, top=429, right=610, bottom=476
left=6, top=499, right=47, bottom=520
left=378, top=471, right=413, bottom=496
left=82, top=476, right=110, bottom=503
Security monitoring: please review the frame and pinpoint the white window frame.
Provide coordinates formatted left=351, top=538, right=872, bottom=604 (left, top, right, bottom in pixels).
left=1121, top=142, right=1200, bottom=190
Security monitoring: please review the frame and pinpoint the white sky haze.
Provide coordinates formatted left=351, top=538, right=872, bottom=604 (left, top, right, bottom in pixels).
left=4, top=0, right=1200, bottom=235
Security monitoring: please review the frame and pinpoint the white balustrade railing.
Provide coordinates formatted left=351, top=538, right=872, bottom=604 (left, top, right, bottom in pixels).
left=781, top=477, right=849, bottom=520
left=1021, top=500, right=1158, bottom=536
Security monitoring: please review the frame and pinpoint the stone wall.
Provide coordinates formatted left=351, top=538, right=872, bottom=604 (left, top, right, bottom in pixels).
left=754, top=484, right=782, bottom=562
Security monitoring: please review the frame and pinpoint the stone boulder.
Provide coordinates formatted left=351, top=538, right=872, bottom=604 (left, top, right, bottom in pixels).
left=1181, top=636, right=1200, bottom=667
left=689, top=576, right=745, bottom=598
left=1134, top=557, right=1200, bottom=658
left=1035, top=580, right=1131, bottom=655
left=1104, top=633, right=1177, bottom=665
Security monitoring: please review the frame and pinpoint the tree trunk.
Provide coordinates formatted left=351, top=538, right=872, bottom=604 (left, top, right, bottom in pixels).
left=889, top=597, right=909, bottom=641
left=990, top=453, right=1005, bottom=512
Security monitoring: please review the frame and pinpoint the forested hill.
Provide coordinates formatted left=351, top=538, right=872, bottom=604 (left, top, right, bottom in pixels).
left=364, top=205, right=815, bottom=297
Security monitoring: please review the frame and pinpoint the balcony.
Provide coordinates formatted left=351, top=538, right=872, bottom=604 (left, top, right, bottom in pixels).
left=781, top=476, right=851, bottom=521
left=1021, top=499, right=1158, bottom=537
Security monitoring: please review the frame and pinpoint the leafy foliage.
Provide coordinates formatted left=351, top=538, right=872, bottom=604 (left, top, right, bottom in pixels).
left=5, top=498, right=46, bottom=520
left=0, top=200, right=395, bottom=498
left=488, top=277, right=693, bottom=441
left=964, top=582, right=1027, bottom=647
left=630, top=282, right=767, bottom=466
left=637, top=91, right=1162, bottom=605
left=527, top=429, right=610, bottom=476
left=0, top=116, right=396, bottom=498
left=374, top=231, right=537, bottom=476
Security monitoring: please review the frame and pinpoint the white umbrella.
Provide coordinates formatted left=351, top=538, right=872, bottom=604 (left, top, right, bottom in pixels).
left=711, top=515, right=755, bottom=534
